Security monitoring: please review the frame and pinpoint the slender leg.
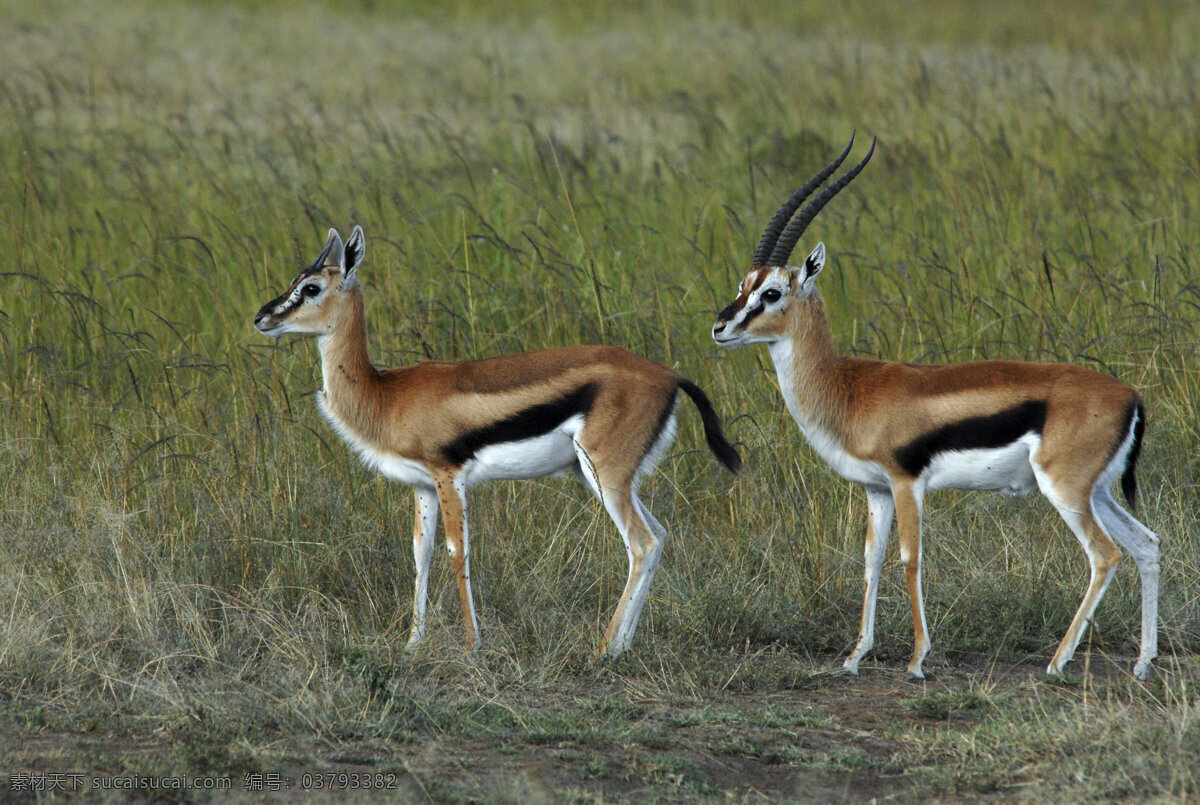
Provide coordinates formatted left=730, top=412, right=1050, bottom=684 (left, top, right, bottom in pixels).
left=433, top=471, right=480, bottom=652
left=1093, top=490, right=1160, bottom=680
left=406, top=486, right=439, bottom=648
left=573, top=441, right=662, bottom=659
left=607, top=493, right=665, bottom=655
left=635, top=497, right=669, bottom=543
left=1035, top=473, right=1122, bottom=677
left=893, top=479, right=930, bottom=679
left=844, top=486, right=895, bottom=674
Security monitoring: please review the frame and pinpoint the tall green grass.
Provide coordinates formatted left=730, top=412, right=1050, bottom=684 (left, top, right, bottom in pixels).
left=1, top=0, right=1198, bottom=798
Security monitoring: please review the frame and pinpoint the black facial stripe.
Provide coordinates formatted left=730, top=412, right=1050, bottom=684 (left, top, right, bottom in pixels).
left=894, top=400, right=1048, bottom=477
left=441, top=383, right=599, bottom=465
left=739, top=302, right=766, bottom=328
left=256, top=292, right=293, bottom=321
left=717, top=301, right=737, bottom=322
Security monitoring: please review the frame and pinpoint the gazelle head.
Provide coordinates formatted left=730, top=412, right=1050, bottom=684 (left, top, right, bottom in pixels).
left=254, top=226, right=365, bottom=338
left=712, top=134, right=874, bottom=348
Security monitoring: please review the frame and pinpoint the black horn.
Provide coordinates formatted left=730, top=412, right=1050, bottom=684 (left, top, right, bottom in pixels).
left=307, top=239, right=336, bottom=271
left=292, top=236, right=337, bottom=283
left=767, top=137, right=876, bottom=268
left=751, top=133, right=856, bottom=267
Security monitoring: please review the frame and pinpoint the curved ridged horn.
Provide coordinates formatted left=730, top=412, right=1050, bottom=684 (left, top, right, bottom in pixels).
left=767, top=137, right=876, bottom=268
left=751, top=133, right=856, bottom=267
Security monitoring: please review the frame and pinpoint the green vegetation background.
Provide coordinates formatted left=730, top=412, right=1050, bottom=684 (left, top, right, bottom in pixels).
left=1, top=0, right=1197, bottom=799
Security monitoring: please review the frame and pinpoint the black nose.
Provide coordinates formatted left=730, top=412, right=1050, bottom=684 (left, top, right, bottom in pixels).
left=713, top=321, right=726, bottom=333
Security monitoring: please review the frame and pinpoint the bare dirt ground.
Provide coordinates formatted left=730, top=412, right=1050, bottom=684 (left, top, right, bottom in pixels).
left=2, top=656, right=1136, bottom=803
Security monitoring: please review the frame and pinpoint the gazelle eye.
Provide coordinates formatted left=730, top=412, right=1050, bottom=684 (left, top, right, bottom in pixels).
left=302, top=284, right=321, bottom=298
left=762, top=288, right=782, bottom=303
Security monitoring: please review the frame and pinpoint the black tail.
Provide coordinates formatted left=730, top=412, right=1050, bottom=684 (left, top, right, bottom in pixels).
left=678, top=379, right=743, bottom=474
left=1120, top=401, right=1146, bottom=510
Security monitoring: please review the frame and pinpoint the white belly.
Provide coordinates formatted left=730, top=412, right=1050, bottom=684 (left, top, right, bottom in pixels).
left=460, top=428, right=579, bottom=486
left=923, top=435, right=1039, bottom=495
left=321, top=392, right=583, bottom=489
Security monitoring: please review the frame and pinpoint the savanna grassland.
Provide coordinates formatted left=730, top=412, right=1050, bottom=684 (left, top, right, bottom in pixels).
left=2, top=0, right=1199, bottom=801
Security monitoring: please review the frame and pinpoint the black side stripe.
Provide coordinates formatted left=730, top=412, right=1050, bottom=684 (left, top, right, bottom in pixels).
left=441, top=383, right=599, bottom=465
left=894, top=400, right=1048, bottom=478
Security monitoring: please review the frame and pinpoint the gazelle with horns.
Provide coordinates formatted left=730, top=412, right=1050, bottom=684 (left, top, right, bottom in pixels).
left=712, top=134, right=1160, bottom=681
left=255, top=227, right=742, bottom=658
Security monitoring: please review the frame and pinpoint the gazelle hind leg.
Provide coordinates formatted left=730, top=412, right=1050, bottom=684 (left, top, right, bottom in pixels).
left=573, top=441, right=663, bottom=659
left=635, top=496, right=668, bottom=542
left=407, top=486, right=440, bottom=648
left=597, top=486, right=662, bottom=658
left=1094, top=490, right=1160, bottom=680
left=607, top=416, right=676, bottom=655
left=1036, top=472, right=1122, bottom=677
left=607, top=494, right=667, bottom=654
left=844, top=486, right=895, bottom=675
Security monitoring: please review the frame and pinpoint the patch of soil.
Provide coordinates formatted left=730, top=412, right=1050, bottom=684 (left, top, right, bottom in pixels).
left=0, top=658, right=1139, bottom=802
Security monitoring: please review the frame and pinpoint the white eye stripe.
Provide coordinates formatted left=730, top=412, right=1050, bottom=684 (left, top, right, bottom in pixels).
left=287, top=281, right=326, bottom=304
left=752, top=281, right=785, bottom=298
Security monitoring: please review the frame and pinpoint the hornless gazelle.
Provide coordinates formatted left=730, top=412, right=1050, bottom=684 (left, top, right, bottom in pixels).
left=255, top=226, right=742, bottom=658
left=712, top=135, right=1161, bottom=681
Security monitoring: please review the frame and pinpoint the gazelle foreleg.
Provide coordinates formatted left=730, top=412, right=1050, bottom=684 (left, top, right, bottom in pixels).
left=433, top=471, right=480, bottom=652
left=1093, top=490, right=1161, bottom=680
left=893, top=480, right=930, bottom=680
left=844, top=486, right=895, bottom=675
left=407, top=486, right=440, bottom=648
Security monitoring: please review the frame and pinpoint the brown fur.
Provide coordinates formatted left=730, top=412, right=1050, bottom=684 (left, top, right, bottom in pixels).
left=319, top=291, right=684, bottom=472
left=773, top=290, right=1140, bottom=485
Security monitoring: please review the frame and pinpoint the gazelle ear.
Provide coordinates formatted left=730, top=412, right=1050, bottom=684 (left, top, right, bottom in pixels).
left=323, top=228, right=345, bottom=267
left=803, top=242, right=826, bottom=281
left=341, top=225, right=365, bottom=285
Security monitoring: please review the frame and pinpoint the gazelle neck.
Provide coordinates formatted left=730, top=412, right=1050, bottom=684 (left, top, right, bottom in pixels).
left=767, top=289, right=846, bottom=432
left=316, top=289, right=384, bottom=436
